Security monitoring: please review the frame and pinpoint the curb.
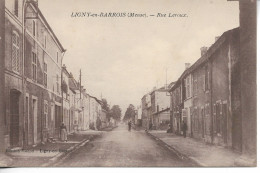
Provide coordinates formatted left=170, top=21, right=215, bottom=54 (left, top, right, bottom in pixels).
left=41, top=135, right=95, bottom=167
left=146, top=131, right=202, bottom=167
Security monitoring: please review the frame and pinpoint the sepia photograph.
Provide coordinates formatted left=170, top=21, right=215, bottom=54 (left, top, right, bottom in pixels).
left=0, top=0, right=257, bottom=167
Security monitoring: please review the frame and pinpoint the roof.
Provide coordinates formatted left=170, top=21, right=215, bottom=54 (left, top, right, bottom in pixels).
left=69, top=77, right=78, bottom=92
left=62, top=66, right=70, bottom=77
left=169, top=27, right=239, bottom=92
left=152, top=108, right=170, bottom=116
left=150, top=82, right=175, bottom=95
left=31, top=3, right=66, bottom=52
left=89, top=95, right=102, bottom=105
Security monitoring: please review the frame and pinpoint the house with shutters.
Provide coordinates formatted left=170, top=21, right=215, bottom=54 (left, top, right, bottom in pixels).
left=169, top=28, right=240, bottom=149
left=3, top=0, right=66, bottom=148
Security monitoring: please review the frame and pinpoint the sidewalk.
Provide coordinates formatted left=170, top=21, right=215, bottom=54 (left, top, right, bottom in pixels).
left=147, top=130, right=243, bottom=167
left=6, top=130, right=103, bottom=167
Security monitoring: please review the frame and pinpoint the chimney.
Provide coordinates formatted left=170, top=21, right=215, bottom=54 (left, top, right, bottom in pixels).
left=185, top=63, right=191, bottom=70
left=200, top=47, right=208, bottom=56
left=215, top=36, right=220, bottom=42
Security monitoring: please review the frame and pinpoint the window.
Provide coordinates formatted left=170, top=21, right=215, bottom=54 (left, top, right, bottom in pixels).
left=12, top=31, right=20, bottom=73
left=43, top=62, right=47, bottom=87
left=14, top=0, right=18, bottom=17
left=32, top=20, right=36, bottom=37
left=32, top=52, right=37, bottom=81
left=56, top=74, right=60, bottom=94
left=56, top=52, right=59, bottom=63
left=183, top=78, right=186, bottom=100
left=193, top=73, right=198, bottom=95
left=213, top=104, right=216, bottom=133
left=205, top=65, right=210, bottom=90
left=44, top=101, right=48, bottom=128
left=186, top=76, right=190, bottom=98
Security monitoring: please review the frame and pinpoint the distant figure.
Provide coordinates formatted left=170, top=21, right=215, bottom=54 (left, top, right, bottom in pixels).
left=60, top=122, right=68, bottom=142
left=167, top=124, right=172, bottom=133
left=128, top=121, right=132, bottom=131
left=182, top=121, right=187, bottom=138
left=149, top=122, right=153, bottom=130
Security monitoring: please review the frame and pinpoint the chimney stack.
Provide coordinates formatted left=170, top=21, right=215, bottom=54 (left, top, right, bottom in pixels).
left=185, top=63, right=191, bottom=70
left=200, top=47, right=208, bottom=56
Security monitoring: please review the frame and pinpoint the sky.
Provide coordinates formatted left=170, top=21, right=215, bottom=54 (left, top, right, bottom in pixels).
left=38, top=0, right=239, bottom=114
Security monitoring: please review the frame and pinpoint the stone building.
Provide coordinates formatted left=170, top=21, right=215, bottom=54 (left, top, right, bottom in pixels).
left=88, top=95, right=101, bottom=130
left=141, top=93, right=151, bottom=130
left=0, top=0, right=5, bottom=151
left=3, top=0, right=65, bottom=148
left=150, top=87, right=171, bottom=130
left=62, top=66, right=71, bottom=133
left=68, top=73, right=79, bottom=132
left=170, top=28, right=240, bottom=148
left=169, top=82, right=183, bottom=134
left=230, top=0, right=256, bottom=166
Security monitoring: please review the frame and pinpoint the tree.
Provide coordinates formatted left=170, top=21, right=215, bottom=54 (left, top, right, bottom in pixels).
left=110, top=105, right=122, bottom=121
left=123, top=104, right=136, bottom=122
left=101, top=99, right=110, bottom=112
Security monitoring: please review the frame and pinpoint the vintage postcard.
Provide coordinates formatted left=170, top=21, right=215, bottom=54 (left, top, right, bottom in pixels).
left=0, top=0, right=257, bottom=167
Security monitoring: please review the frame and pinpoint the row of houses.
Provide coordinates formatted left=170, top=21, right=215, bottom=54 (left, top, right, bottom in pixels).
left=141, top=0, right=256, bottom=160
left=0, top=0, right=111, bottom=150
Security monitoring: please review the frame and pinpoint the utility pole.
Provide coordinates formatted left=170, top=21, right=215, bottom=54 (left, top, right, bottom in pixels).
left=165, top=67, right=168, bottom=89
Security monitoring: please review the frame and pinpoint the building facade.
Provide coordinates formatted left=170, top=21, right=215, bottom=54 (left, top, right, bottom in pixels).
left=3, top=0, right=66, bottom=148
left=170, top=28, right=240, bottom=149
left=169, top=82, right=183, bottom=134
left=141, top=93, right=151, bottom=130
left=0, top=0, right=5, bottom=151
left=150, top=88, right=171, bottom=130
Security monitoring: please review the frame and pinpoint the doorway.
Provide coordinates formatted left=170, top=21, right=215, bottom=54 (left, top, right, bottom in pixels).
left=10, top=90, right=20, bottom=147
left=32, top=98, right=37, bottom=144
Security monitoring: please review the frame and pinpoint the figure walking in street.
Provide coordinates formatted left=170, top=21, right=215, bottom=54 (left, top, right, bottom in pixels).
left=60, top=122, right=68, bottom=142
left=182, top=120, right=187, bottom=138
left=128, top=120, right=132, bottom=132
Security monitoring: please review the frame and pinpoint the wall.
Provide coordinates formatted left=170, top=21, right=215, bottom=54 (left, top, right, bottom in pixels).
left=171, top=85, right=182, bottom=134
left=0, top=0, right=5, bottom=151
left=4, top=1, right=24, bottom=148
left=156, top=91, right=170, bottom=111
left=239, top=0, right=256, bottom=158
left=191, top=64, right=210, bottom=141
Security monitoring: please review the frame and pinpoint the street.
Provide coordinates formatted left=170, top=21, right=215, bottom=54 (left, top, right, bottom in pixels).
left=56, top=124, right=194, bottom=167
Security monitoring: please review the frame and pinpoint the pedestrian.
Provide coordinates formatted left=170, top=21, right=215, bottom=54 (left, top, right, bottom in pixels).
left=128, top=120, right=132, bottom=131
left=149, top=121, right=153, bottom=130
left=182, top=120, right=187, bottom=138
left=167, top=124, right=172, bottom=133
left=60, top=122, right=68, bottom=142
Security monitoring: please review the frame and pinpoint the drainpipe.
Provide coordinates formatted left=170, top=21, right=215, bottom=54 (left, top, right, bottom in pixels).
left=210, top=61, right=214, bottom=144
left=21, top=0, right=28, bottom=147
